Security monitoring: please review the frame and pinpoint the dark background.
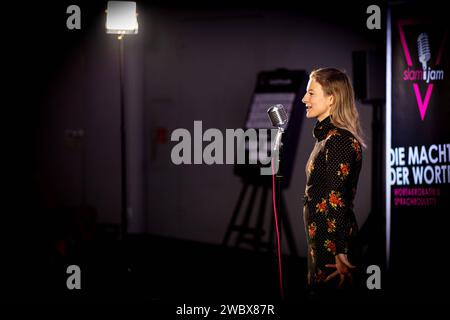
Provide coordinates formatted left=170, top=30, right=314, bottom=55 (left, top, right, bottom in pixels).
left=8, top=0, right=445, bottom=306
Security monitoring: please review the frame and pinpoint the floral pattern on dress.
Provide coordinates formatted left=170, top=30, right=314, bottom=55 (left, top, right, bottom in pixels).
left=326, top=218, right=336, bottom=233
left=328, top=190, right=345, bottom=209
left=315, top=198, right=328, bottom=213
left=350, top=137, right=362, bottom=161
left=324, top=239, right=336, bottom=254
left=303, top=116, right=362, bottom=288
left=308, top=222, right=317, bottom=239
left=337, top=163, right=350, bottom=179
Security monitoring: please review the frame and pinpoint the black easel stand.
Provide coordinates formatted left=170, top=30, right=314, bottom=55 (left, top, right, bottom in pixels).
left=222, top=147, right=297, bottom=257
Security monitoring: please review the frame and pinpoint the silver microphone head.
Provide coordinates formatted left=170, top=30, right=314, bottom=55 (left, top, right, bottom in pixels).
left=267, top=104, right=288, bottom=128
left=417, top=32, right=431, bottom=70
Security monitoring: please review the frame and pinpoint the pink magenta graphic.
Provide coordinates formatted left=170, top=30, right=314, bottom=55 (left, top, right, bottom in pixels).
left=398, top=20, right=415, bottom=66
left=413, top=83, right=434, bottom=120
left=397, top=20, right=447, bottom=121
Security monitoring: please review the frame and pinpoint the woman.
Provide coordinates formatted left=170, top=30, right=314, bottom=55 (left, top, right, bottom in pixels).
left=301, top=68, right=366, bottom=296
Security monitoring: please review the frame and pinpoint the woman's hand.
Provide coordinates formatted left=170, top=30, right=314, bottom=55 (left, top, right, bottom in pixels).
left=325, top=253, right=356, bottom=288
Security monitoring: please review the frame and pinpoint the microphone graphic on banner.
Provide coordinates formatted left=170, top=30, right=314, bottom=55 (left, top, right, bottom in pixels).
left=417, top=32, right=431, bottom=71
left=267, top=104, right=288, bottom=152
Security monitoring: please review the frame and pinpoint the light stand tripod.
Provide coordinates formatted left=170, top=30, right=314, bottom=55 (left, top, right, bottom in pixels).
left=105, top=1, right=138, bottom=239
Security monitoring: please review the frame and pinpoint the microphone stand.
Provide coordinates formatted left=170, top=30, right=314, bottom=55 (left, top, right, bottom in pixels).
left=273, top=127, right=284, bottom=227
left=274, top=127, right=284, bottom=234
left=272, top=127, right=284, bottom=300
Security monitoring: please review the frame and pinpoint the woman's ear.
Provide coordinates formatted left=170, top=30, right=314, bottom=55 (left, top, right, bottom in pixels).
left=327, top=94, right=335, bottom=108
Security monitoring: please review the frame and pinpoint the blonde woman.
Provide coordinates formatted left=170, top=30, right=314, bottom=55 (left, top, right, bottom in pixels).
left=301, top=68, right=366, bottom=296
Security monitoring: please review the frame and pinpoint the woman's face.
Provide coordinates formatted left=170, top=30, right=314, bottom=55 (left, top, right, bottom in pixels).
left=302, top=78, right=333, bottom=122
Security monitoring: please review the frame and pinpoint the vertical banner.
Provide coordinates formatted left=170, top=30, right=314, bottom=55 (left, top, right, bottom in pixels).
left=390, top=4, right=449, bottom=296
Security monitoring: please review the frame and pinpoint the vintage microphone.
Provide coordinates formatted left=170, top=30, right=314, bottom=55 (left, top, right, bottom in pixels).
left=267, top=104, right=288, bottom=300
left=267, top=104, right=288, bottom=151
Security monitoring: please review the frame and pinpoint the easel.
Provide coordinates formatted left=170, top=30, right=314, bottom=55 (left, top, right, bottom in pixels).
left=222, top=171, right=298, bottom=256
left=223, top=69, right=307, bottom=257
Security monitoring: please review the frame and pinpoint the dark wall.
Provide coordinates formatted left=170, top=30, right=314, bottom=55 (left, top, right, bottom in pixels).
left=8, top=1, right=385, bottom=260
left=142, top=4, right=381, bottom=255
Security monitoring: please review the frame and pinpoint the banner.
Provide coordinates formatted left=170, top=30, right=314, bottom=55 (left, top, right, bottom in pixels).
left=390, top=4, right=449, bottom=296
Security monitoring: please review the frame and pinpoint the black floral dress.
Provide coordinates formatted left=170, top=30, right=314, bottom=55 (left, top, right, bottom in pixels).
left=303, top=115, right=362, bottom=289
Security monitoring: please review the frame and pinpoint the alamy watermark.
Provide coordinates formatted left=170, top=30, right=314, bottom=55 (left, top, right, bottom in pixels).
left=66, top=265, right=81, bottom=290
left=366, top=5, right=381, bottom=30
left=366, top=265, right=381, bottom=290
left=66, top=5, right=81, bottom=30
left=170, top=121, right=280, bottom=175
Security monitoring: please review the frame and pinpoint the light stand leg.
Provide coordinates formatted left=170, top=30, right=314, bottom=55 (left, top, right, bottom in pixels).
left=119, top=37, right=128, bottom=240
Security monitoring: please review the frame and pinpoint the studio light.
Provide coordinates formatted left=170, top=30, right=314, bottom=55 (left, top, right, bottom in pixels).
left=106, top=1, right=138, bottom=36
left=105, top=1, right=138, bottom=239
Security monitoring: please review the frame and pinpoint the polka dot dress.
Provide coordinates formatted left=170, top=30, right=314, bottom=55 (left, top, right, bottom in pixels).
left=303, top=115, right=362, bottom=288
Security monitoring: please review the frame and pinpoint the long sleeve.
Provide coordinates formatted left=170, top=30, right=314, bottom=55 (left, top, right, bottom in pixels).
left=323, top=133, right=357, bottom=255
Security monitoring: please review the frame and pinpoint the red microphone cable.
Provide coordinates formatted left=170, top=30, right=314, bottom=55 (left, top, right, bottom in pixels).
left=271, top=157, right=284, bottom=300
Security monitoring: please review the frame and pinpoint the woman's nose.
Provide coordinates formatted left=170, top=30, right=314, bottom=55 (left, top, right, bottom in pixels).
left=302, top=95, right=307, bottom=104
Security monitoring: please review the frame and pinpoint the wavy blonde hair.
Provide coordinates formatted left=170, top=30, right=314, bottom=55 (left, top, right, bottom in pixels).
left=310, top=67, right=367, bottom=149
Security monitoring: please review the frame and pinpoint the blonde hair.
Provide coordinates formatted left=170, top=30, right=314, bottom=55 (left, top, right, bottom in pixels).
left=310, top=67, right=367, bottom=149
